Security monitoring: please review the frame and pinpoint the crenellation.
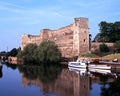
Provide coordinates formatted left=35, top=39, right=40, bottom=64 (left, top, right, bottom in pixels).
left=21, top=17, right=90, bottom=57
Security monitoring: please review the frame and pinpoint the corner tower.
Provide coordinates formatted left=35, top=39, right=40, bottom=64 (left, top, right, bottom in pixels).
left=73, top=17, right=89, bottom=56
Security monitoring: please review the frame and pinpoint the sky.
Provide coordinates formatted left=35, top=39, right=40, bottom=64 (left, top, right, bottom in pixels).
left=0, top=0, right=120, bottom=52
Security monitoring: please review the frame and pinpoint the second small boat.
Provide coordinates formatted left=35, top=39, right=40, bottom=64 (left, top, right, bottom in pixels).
left=68, top=60, right=87, bottom=68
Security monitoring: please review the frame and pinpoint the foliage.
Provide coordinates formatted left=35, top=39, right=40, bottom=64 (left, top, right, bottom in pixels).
left=34, top=40, right=61, bottom=64
left=93, top=33, right=102, bottom=42
left=17, top=43, right=38, bottom=64
left=0, top=51, right=6, bottom=56
left=17, top=40, right=61, bottom=65
left=0, top=48, right=20, bottom=61
left=114, top=40, right=120, bottom=53
left=6, top=48, right=20, bottom=57
left=99, top=43, right=109, bottom=53
left=94, top=21, right=120, bottom=42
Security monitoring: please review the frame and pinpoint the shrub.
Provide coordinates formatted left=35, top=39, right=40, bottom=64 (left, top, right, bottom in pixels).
left=99, top=43, right=109, bottom=52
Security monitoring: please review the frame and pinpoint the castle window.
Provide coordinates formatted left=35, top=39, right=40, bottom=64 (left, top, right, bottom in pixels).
left=84, top=39, right=85, bottom=42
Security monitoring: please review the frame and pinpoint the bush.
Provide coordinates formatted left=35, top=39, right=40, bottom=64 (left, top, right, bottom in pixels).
left=114, top=40, right=120, bottom=53
left=99, top=43, right=109, bottom=52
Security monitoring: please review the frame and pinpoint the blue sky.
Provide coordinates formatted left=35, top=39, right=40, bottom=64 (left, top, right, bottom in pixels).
left=0, top=0, right=120, bottom=51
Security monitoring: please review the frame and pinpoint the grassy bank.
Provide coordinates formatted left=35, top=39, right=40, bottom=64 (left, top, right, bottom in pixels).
left=101, top=53, right=120, bottom=61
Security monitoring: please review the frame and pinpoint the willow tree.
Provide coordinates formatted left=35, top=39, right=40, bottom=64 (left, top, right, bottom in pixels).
left=17, top=43, right=37, bottom=64
left=35, top=40, right=61, bottom=64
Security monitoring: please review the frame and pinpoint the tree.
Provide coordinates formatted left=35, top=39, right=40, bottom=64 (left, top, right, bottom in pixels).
left=93, top=33, right=102, bottom=42
left=99, top=43, right=109, bottom=52
left=35, top=40, right=61, bottom=64
left=114, top=40, right=120, bottom=53
left=6, top=48, right=19, bottom=57
left=94, top=21, right=120, bottom=42
left=17, top=41, right=61, bottom=65
left=17, top=43, right=37, bottom=64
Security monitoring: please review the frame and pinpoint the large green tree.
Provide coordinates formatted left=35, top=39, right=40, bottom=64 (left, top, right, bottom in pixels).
left=35, top=40, right=61, bottom=64
left=17, top=40, right=61, bottom=65
left=17, top=43, right=37, bottom=64
left=94, top=21, right=120, bottom=42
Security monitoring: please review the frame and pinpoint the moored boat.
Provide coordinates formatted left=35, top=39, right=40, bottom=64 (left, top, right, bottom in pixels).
left=68, top=60, right=87, bottom=68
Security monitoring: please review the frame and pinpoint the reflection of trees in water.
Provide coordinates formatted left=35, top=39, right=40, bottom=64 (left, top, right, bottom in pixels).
left=108, top=76, right=120, bottom=96
left=99, top=75, right=108, bottom=84
left=0, top=66, right=3, bottom=78
left=5, top=63, right=17, bottom=70
left=18, top=64, right=62, bottom=83
left=98, top=74, right=120, bottom=96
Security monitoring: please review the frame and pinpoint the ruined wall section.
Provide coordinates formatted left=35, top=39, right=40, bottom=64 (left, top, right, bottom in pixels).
left=21, top=34, right=41, bottom=50
left=91, top=42, right=114, bottom=52
left=40, top=24, right=74, bottom=57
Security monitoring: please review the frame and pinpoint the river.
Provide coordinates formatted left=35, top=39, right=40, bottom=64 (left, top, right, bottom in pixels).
left=0, top=63, right=120, bottom=96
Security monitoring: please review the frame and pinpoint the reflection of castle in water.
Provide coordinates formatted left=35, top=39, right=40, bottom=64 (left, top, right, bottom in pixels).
left=21, top=68, right=90, bottom=96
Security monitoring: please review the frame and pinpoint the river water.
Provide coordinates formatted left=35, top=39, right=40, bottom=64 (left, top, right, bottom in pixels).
left=0, top=63, right=120, bottom=96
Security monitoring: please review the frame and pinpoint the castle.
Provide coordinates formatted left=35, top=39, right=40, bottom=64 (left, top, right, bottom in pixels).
left=21, top=17, right=90, bottom=57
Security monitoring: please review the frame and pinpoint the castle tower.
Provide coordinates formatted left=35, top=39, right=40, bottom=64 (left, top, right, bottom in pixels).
left=73, top=17, right=89, bottom=56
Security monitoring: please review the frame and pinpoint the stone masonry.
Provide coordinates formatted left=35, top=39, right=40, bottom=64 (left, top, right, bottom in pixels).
left=21, top=17, right=90, bottom=57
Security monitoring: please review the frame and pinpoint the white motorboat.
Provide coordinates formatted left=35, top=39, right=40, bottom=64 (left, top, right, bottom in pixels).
left=68, top=60, right=87, bottom=68
left=88, top=64, right=111, bottom=70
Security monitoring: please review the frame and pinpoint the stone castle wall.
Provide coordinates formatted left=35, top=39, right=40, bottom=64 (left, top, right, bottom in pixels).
left=91, top=42, right=114, bottom=52
left=21, top=17, right=90, bottom=57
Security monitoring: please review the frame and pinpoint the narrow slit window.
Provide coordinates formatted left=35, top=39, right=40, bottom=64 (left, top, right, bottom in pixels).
left=84, top=39, right=85, bottom=42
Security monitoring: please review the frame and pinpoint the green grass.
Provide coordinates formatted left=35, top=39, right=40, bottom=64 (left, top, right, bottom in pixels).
left=101, top=53, right=120, bottom=61
left=81, top=53, right=98, bottom=58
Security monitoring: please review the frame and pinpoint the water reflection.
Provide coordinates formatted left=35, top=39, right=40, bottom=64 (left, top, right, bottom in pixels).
left=89, top=68, right=120, bottom=96
left=3, top=63, right=120, bottom=96
left=5, top=63, right=17, bottom=70
left=18, top=65, right=90, bottom=96
left=0, top=64, right=3, bottom=78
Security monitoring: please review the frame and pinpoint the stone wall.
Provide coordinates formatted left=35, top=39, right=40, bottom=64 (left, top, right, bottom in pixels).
left=21, top=17, right=90, bottom=57
left=91, top=42, right=114, bottom=52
